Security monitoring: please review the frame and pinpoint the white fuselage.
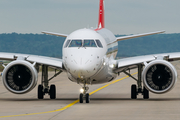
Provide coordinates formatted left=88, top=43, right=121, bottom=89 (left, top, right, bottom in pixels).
left=63, top=28, right=118, bottom=84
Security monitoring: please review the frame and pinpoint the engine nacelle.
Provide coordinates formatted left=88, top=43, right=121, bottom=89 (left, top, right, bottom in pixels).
left=2, top=60, right=38, bottom=94
left=142, top=60, right=177, bottom=94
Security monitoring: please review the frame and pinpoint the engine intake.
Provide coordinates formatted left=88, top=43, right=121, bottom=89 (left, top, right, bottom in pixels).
left=2, top=60, right=38, bottom=94
left=142, top=60, right=177, bottom=94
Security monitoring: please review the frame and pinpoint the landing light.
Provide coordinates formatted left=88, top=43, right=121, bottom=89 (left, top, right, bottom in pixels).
left=109, top=64, right=115, bottom=68
left=80, top=88, right=84, bottom=93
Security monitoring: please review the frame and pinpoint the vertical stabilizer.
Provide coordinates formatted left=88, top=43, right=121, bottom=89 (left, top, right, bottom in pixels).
left=98, top=0, right=105, bottom=29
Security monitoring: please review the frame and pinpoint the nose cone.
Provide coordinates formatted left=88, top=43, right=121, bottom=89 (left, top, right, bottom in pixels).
left=64, top=49, right=102, bottom=79
left=73, top=58, right=97, bottom=79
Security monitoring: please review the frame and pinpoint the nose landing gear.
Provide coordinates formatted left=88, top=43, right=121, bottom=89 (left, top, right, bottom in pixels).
left=79, top=84, right=90, bottom=103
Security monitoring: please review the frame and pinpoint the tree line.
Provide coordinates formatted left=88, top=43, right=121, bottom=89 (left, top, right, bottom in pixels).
left=0, top=32, right=180, bottom=58
left=116, top=33, right=180, bottom=57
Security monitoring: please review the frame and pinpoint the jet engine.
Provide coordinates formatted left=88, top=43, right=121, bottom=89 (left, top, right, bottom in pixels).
left=2, top=60, right=38, bottom=94
left=142, top=60, right=177, bottom=94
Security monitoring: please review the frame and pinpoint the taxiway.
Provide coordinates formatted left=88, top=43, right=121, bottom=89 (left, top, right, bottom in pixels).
left=0, top=61, right=180, bottom=120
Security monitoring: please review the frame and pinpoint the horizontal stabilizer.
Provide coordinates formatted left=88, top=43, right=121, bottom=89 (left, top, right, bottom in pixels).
left=116, top=30, right=165, bottom=41
left=42, top=31, right=68, bottom=37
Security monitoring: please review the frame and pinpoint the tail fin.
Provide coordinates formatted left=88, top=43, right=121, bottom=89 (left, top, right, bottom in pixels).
left=97, top=0, right=105, bottom=29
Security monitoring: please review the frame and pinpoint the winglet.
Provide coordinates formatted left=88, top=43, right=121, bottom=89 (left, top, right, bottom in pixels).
left=97, top=0, right=105, bottom=29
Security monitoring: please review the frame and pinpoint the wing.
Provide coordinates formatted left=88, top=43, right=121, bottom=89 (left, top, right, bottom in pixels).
left=114, top=52, right=180, bottom=73
left=0, top=52, right=64, bottom=70
left=42, top=31, right=68, bottom=37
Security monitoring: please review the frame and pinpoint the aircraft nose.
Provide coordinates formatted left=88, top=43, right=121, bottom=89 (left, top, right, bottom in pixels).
left=65, top=52, right=102, bottom=79
left=72, top=57, right=99, bottom=78
left=82, top=62, right=95, bottom=77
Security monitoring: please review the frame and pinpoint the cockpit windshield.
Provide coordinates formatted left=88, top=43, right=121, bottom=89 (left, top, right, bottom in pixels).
left=83, top=40, right=97, bottom=47
left=68, top=39, right=103, bottom=48
left=69, top=40, right=82, bottom=47
left=95, top=40, right=103, bottom=48
left=64, top=40, right=71, bottom=48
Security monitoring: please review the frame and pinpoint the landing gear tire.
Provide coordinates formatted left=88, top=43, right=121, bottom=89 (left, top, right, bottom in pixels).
left=86, top=93, right=90, bottom=103
left=79, top=93, right=83, bottom=103
left=131, top=84, right=137, bottom=99
left=38, top=85, right=44, bottom=99
left=49, top=84, right=56, bottom=99
left=143, top=86, right=149, bottom=99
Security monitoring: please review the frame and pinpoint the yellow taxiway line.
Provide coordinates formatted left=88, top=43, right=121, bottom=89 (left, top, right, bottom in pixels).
left=0, top=72, right=137, bottom=118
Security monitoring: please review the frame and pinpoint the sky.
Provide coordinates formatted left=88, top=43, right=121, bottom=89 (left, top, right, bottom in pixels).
left=0, top=0, right=180, bottom=35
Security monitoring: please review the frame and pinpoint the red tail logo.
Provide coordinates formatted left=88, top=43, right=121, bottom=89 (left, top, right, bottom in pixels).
left=97, top=0, right=105, bottom=29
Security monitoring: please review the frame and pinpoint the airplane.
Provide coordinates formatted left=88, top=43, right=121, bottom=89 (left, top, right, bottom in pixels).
left=0, top=0, right=179, bottom=103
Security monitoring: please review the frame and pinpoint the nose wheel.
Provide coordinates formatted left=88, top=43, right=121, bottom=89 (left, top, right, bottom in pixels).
left=79, top=93, right=90, bottom=103
left=79, top=85, right=90, bottom=103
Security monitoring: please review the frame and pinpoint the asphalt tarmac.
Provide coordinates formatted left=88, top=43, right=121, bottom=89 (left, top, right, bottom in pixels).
left=0, top=61, right=180, bottom=120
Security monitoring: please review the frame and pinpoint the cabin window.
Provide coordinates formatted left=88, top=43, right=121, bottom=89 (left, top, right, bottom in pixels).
left=69, top=40, right=82, bottom=47
left=83, top=40, right=97, bottom=47
left=95, top=40, right=103, bottom=48
left=64, top=40, right=71, bottom=48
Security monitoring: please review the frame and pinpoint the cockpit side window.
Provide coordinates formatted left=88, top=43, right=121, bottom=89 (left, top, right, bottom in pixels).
left=64, top=40, right=71, bottom=48
left=95, top=40, right=103, bottom=48
left=83, top=40, right=97, bottom=47
left=69, top=40, right=82, bottom=47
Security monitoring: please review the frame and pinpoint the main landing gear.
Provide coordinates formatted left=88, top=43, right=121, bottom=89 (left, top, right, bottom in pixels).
left=131, top=85, right=149, bottom=99
left=38, top=65, right=61, bottom=99
left=79, top=84, right=90, bottom=103
left=124, top=64, right=149, bottom=99
left=38, top=84, right=56, bottom=99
